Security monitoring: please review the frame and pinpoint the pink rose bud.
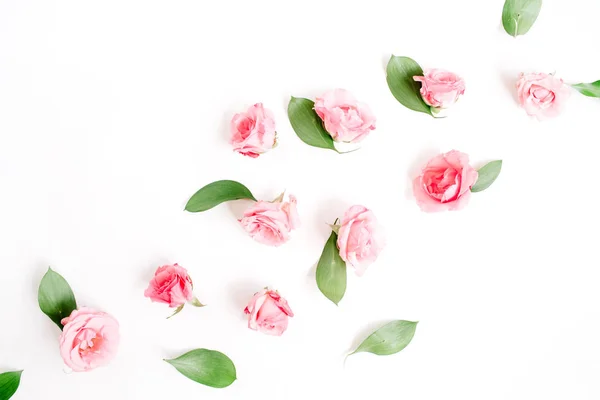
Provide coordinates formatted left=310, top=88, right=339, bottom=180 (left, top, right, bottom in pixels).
left=244, top=289, right=294, bottom=336
left=239, top=194, right=300, bottom=247
left=144, top=263, right=195, bottom=308
left=413, top=69, right=465, bottom=110
left=336, top=205, right=385, bottom=276
left=230, top=103, right=277, bottom=158
left=314, top=89, right=376, bottom=143
left=413, top=150, right=478, bottom=213
left=59, top=307, right=120, bottom=372
left=516, top=72, right=571, bottom=120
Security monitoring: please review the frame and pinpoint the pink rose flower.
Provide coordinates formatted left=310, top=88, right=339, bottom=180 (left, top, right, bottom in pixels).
left=314, top=89, right=376, bottom=143
left=244, top=289, right=294, bottom=336
left=230, top=103, right=277, bottom=158
left=413, top=69, right=465, bottom=109
left=239, top=194, right=300, bottom=246
left=413, top=150, right=478, bottom=213
left=59, top=307, right=119, bottom=372
left=516, top=72, right=571, bottom=120
left=144, top=264, right=194, bottom=308
left=336, top=205, right=385, bottom=276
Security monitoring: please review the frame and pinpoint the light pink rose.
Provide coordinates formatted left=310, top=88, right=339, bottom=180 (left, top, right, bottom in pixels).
left=516, top=72, right=571, bottom=120
left=336, top=206, right=385, bottom=276
left=239, top=194, right=300, bottom=246
left=144, top=263, right=194, bottom=308
left=413, top=150, right=478, bottom=213
left=413, top=69, right=465, bottom=109
left=314, top=89, right=376, bottom=143
left=230, top=103, right=277, bottom=158
left=244, top=289, right=294, bottom=336
left=59, top=307, right=119, bottom=372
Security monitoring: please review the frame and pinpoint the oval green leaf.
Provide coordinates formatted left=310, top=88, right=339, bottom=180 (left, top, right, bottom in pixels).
left=572, top=81, right=600, bottom=97
left=165, top=349, right=236, bottom=389
left=38, top=268, right=77, bottom=330
left=502, top=0, right=542, bottom=37
left=471, top=160, right=502, bottom=193
left=350, top=320, right=418, bottom=357
left=185, top=180, right=256, bottom=212
left=0, top=371, right=23, bottom=400
left=316, top=231, right=347, bottom=305
left=386, top=55, right=432, bottom=116
left=287, top=97, right=337, bottom=151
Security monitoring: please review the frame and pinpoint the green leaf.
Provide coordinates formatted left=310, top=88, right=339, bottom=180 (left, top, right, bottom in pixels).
left=0, top=371, right=23, bottom=400
left=190, top=297, right=205, bottom=307
left=185, top=180, right=256, bottom=212
left=38, top=268, right=77, bottom=330
left=471, top=160, right=502, bottom=193
left=572, top=81, right=600, bottom=97
left=165, top=349, right=236, bottom=389
left=316, top=231, right=347, bottom=305
left=385, top=55, right=432, bottom=116
left=502, top=0, right=542, bottom=37
left=167, top=304, right=185, bottom=319
left=350, top=320, right=418, bottom=357
left=287, top=97, right=337, bottom=151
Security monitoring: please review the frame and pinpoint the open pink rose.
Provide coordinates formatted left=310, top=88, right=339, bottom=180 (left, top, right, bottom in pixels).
left=516, top=72, right=570, bottom=120
left=239, top=194, right=300, bottom=246
left=413, top=150, right=478, bottom=212
left=413, top=69, right=465, bottom=109
left=144, top=264, right=194, bottom=308
left=244, top=289, right=294, bottom=336
left=59, top=307, right=119, bottom=372
left=230, top=103, right=277, bottom=158
left=336, top=205, right=385, bottom=276
left=314, top=89, right=376, bottom=143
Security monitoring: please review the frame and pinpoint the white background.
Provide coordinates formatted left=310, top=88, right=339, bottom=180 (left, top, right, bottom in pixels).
left=1, top=1, right=599, bottom=399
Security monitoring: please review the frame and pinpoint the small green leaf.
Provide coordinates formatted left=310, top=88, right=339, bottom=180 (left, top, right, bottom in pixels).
left=272, top=191, right=285, bottom=203
left=386, top=55, right=432, bottom=116
left=287, top=97, right=337, bottom=151
left=502, top=0, right=542, bottom=37
left=185, top=180, right=256, bottom=212
left=167, top=304, right=185, bottom=319
left=316, top=231, right=347, bottom=305
left=471, top=160, right=502, bottom=193
left=38, top=268, right=77, bottom=330
left=350, top=320, right=418, bottom=357
left=0, top=371, right=23, bottom=400
left=572, top=81, right=600, bottom=97
left=190, top=297, right=205, bottom=307
left=165, top=349, right=236, bottom=389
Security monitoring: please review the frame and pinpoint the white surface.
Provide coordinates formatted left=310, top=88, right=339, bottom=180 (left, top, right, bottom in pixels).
left=1, top=1, right=599, bottom=399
